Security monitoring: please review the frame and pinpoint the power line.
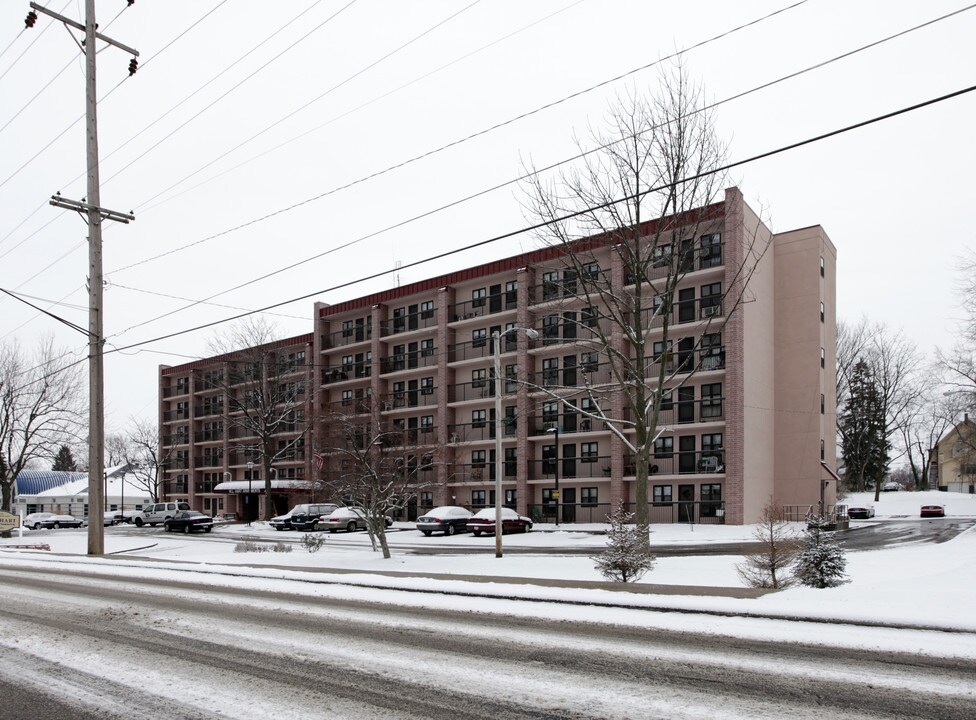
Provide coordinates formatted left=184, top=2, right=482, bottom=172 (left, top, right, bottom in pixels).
left=0, top=287, right=89, bottom=336
left=125, top=0, right=484, bottom=209
left=108, top=282, right=311, bottom=321
left=101, top=83, right=976, bottom=360
left=106, top=4, right=976, bottom=337
left=94, top=0, right=360, bottom=192
left=0, top=0, right=71, bottom=82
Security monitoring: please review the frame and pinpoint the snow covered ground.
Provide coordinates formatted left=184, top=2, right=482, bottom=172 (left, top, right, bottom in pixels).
left=3, top=490, right=975, bottom=659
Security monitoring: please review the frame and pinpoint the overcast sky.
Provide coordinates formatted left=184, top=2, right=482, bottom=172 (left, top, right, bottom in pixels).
left=0, top=0, right=973, bottom=435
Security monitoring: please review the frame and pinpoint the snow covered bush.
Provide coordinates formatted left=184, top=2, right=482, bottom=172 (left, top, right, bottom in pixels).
left=300, top=533, right=326, bottom=553
left=592, top=505, right=654, bottom=583
left=234, top=537, right=269, bottom=553
left=736, top=499, right=799, bottom=589
left=793, top=518, right=849, bottom=588
left=272, top=541, right=292, bottom=553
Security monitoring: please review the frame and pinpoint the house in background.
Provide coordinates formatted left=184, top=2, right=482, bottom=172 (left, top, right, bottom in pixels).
left=13, top=464, right=155, bottom=519
left=930, top=414, right=976, bottom=493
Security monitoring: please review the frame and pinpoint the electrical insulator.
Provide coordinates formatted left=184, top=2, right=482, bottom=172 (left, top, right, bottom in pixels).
left=25, top=11, right=37, bottom=28
left=128, top=57, right=138, bottom=76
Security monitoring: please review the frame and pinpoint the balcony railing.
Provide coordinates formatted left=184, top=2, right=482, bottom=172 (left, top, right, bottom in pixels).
left=381, top=309, right=437, bottom=336
left=531, top=316, right=614, bottom=348
left=379, top=427, right=439, bottom=446
left=194, top=430, right=224, bottom=443
left=195, top=455, right=225, bottom=468
left=162, top=384, right=190, bottom=399
left=526, top=501, right=725, bottom=524
left=328, top=397, right=373, bottom=416
left=162, top=434, right=189, bottom=447
left=450, top=291, right=516, bottom=322
left=379, top=387, right=438, bottom=410
left=163, top=482, right=188, bottom=495
left=321, top=365, right=371, bottom=384
left=322, top=324, right=372, bottom=349
left=194, top=404, right=224, bottom=418
left=530, top=455, right=612, bottom=480
left=380, top=347, right=438, bottom=374
left=448, top=380, right=503, bottom=403
left=162, top=409, right=191, bottom=422
left=526, top=415, right=604, bottom=436
left=445, top=419, right=517, bottom=443
left=623, top=450, right=725, bottom=476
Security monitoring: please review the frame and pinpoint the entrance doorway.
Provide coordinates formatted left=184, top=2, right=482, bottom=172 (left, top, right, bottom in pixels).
left=678, top=484, right=695, bottom=523
left=561, top=488, right=576, bottom=523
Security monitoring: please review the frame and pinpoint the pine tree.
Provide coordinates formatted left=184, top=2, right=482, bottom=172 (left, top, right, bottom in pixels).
left=51, top=444, right=77, bottom=472
left=839, top=359, right=888, bottom=492
left=793, top=518, right=849, bottom=589
left=736, top=499, right=799, bottom=589
left=592, top=505, right=655, bottom=583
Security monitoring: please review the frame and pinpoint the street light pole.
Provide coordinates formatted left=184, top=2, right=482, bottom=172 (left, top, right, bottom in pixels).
left=548, top=426, right=560, bottom=527
left=492, top=326, right=538, bottom=558
left=246, top=461, right=254, bottom=526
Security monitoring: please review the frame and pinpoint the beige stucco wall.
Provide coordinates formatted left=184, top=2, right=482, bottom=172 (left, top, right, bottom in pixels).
left=738, top=200, right=777, bottom=523
left=772, top=225, right=837, bottom=512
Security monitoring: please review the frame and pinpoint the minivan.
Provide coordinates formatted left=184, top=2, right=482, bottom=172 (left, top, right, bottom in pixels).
left=134, top=501, right=191, bottom=527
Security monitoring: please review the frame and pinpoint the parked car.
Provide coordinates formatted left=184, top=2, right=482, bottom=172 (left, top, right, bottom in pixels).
left=164, top=511, right=214, bottom=534
left=23, top=512, right=55, bottom=530
left=317, top=507, right=393, bottom=532
left=882, top=482, right=902, bottom=492
left=466, top=507, right=532, bottom=536
left=416, top=506, right=473, bottom=536
left=37, top=514, right=83, bottom=529
left=134, top=501, right=191, bottom=527
left=276, top=503, right=339, bottom=531
left=920, top=505, right=946, bottom=518
left=847, top=506, right=876, bottom=520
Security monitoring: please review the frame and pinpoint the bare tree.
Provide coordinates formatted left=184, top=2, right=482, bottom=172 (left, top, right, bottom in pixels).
left=318, top=411, right=436, bottom=559
left=900, top=382, right=957, bottom=490
left=0, top=338, right=85, bottom=526
left=736, top=498, right=799, bottom=589
left=522, top=61, right=769, bottom=537
left=105, top=433, right=130, bottom=468
left=124, top=417, right=170, bottom=503
left=207, top=318, right=309, bottom=521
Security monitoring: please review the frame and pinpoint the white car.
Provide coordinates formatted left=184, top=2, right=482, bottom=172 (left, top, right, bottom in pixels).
left=134, top=501, right=191, bottom=527
left=23, top=512, right=55, bottom=530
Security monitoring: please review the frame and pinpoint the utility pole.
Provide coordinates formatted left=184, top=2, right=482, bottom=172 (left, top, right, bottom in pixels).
left=31, top=1, right=137, bottom=555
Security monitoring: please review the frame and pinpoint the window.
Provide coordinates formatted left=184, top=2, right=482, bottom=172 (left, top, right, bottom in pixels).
left=542, top=314, right=560, bottom=344
left=420, top=415, right=433, bottom=433
left=542, top=401, right=559, bottom=426
left=471, top=490, right=486, bottom=507
left=653, top=340, right=673, bottom=366
left=420, top=300, right=434, bottom=319
left=420, top=338, right=434, bottom=357
left=342, top=320, right=353, bottom=338
left=653, top=485, right=673, bottom=504
left=581, top=305, right=599, bottom=328
left=654, top=437, right=673, bottom=458
left=700, top=233, right=722, bottom=269
left=542, top=270, right=560, bottom=300
left=701, top=434, right=723, bottom=471
left=700, top=283, right=722, bottom=318
left=701, top=383, right=723, bottom=419
left=820, top=256, right=825, bottom=277
left=821, top=346, right=825, bottom=369
left=472, top=409, right=487, bottom=429
left=505, top=280, right=518, bottom=308
left=581, top=487, right=598, bottom=506
left=504, top=488, right=517, bottom=506
left=471, top=288, right=487, bottom=308
left=700, top=483, right=722, bottom=517
left=420, top=376, right=433, bottom=395
left=420, top=492, right=433, bottom=508
left=471, top=369, right=487, bottom=389
left=820, top=301, right=825, bottom=323
left=580, top=351, right=599, bottom=374
left=472, top=450, right=486, bottom=468
left=562, top=311, right=577, bottom=340
left=472, top=328, right=487, bottom=347
left=821, top=393, right=825, bottom=414
left=583, top=262, right=600, bottom=281
left=820, top=439, right=825, bottom=460
left=542, top=358, right=559, bottom=387
left=652, top=243, right=672, bottom=268
left=392, top=307, right=406, bottom=333
left=581, top=442, right=598, bottom=463
left=341, top=355, right=353, bottom=372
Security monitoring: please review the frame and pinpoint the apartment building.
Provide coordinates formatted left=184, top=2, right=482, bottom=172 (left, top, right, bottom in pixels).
left=158, top=335, right=315, bottom=521
left=159, top=187, right=837, bottom=525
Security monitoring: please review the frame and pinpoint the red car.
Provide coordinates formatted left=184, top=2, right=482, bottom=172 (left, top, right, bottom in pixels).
left=920, top=505, right=946, bottom=518
left=466, top=507, right=533, bottom=536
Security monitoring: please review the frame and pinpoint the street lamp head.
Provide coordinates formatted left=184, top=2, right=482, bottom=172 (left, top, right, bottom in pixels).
left=524, top=328, right=539, bottom=340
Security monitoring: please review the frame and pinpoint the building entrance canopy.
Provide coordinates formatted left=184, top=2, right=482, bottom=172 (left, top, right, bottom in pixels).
left=213, top=480, right=312, bottom=494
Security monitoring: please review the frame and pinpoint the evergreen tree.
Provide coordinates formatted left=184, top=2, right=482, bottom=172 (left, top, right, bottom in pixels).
left=51, top=444, right=77, bottom=472
left=793, top=518, right=849, bottom=589
left=592, top=505, right=655, bottom=583
left=839, top=359, right=888, bottom=492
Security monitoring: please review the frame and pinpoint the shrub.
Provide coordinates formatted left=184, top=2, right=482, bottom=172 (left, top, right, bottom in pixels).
left=736, top=498, right=799, bottom=589
left=272, top=541, right=292, bottom=553
left=300, top=533, right=326, bottom=553
left=234, top=536, right=269, bottom=553
left=592, top=505, right=654, bottom=583
left=793, top=518, right=849, bottom=588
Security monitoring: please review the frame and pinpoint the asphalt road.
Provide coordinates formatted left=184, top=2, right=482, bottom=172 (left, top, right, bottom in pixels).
left=0, top=565, right=973, bottom=719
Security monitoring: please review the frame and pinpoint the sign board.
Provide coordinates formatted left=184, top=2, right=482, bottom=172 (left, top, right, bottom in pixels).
left=0, top=511, right=21, bottom=532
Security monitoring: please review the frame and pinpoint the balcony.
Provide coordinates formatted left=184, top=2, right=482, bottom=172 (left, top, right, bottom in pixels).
left=195, top=455, right=225, bottom=468
left=450, top=291, right=515, bottom=322
left=449, top=380, right=506, bottom=403
left=379, top=387, right=438, bottom=410
left=194, top=430, right=224, bottom=443
left=328, top=396, right=372, bottom=416
left=445, top=420, right=516, bottom=444
left=162, top=434, right=189, bottom=447
left=194, top=404, right=224, bottom=418
left=163, top=482, right=188, bottom=495
left=321, top=324, right=372, bottom=350
left=162, top=384, right=189, bottom=399
left=623, top=450, right=725, bottom=476
left=162, top=408, right=191, bottom=422
left=381, top=309, right=437, bottom=337
left=530, top=455, right=611, bottom=481
left=625, top=242, right=726, bottom=285
left=380, top=427, right=439, bottom=447
left=379, top=347, right=438, bottom=374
